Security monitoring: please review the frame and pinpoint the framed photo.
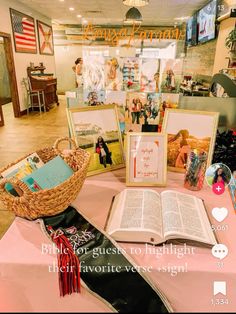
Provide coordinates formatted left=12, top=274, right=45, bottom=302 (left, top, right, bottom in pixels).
left=67, top=104, right=125, bottom=176
left=125, top=92, right=161, bottom=133
left=160, top=59, right=183, bottom=93
left=83, top=90, right=106, bottom=106
left=126, top=132, right=167, bottom=186
left=37, top=20, right=54, bottom=55
left=83, top=55, right=105, bottom=91
left=105, top=57, right=123, bottom=91
left=122, top=57, right=141, bottom=91
left=162, top=109, right=219, bottom=173
left=140, top=59, right=160, bottom=93
left=105, top=91, right=126, bottom=106
left=159, top=93, right=180, bottom=130
left=10, top=8, right=37, bottom=53
left=105, top=91, right=127, bottom=137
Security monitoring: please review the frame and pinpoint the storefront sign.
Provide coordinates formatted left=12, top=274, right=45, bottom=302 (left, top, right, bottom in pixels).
left=81, top=23, right=186, bottom=45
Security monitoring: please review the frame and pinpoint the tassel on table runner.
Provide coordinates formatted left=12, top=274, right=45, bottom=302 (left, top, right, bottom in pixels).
left=47, top=225, right=80, bottom=296
left=43, top=207, right=170, bottom=313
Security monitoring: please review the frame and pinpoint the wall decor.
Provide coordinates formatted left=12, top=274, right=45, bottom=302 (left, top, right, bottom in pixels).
left=105, top=57, right=123, bottom=91
left=140, top=58, right=160, bottom=92
left=122, top=58, right=141, bottom=91
left=83, top=90, right=106, bottom=106
left=125, top=92, right=161, bottom=132
left=160, top=59, right=183, bottom=93
left=83, top=55, right=105, bottom=91
left=37, top=20, right=54, bottom=55
left=159, top=93, right=179, bottom=129
left=10, top=8, right=37, bottom=53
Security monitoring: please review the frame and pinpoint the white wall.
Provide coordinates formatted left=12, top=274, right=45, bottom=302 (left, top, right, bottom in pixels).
left=0, top=0, right=56, bottom=111
left=54, top=45, right=82, bottom=93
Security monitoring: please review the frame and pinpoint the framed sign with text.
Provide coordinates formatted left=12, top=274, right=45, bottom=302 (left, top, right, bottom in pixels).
left=126, top=132, right=167, bottom=186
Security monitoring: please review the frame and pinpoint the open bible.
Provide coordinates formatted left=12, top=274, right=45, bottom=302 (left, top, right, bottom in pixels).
left=106, top=189, right=217, bottom=246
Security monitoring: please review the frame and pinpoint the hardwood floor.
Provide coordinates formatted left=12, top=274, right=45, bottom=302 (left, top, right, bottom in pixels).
left=0, top=96, right=68, bottom=238
left=0, top=96, right=68, bottom=169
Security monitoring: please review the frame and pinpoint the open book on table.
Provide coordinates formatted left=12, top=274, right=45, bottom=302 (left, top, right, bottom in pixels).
left=105, top=189, right=217, bottom=247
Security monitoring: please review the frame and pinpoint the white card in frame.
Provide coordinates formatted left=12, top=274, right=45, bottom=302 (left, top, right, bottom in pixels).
left=126, top=132, right=167, bottom=186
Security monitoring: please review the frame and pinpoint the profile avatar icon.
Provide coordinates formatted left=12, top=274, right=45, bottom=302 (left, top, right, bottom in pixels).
left=205, top=163, right=232, bottom=195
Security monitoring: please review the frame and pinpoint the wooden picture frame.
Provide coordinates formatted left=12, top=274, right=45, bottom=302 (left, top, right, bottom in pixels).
left=162, top=109, right=219, bottom=173
left=9, top=8, right=37, bottom=54
left=37, top=20, right=54, bottom=55
left=126, top=132, right=167, bottom=186
left=67, top=104, right=125, bottom=176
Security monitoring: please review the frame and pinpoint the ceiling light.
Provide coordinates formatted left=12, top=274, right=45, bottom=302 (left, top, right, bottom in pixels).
left=124, top=7, right=142, bottom=24
left=77, top=14, right=82, bottom=18
left=59, top=0, right=64, bottom=2
left=69, top=7, right=75, bottom=11
left=174, top=16, right=190, bottom=21
left=82, top=19, right=88, bottom=24
left=123, top=0, right=149, bottom=7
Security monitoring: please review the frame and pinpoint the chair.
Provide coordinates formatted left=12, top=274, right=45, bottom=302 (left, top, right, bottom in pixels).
left=23, top=78, right=46, bottom=114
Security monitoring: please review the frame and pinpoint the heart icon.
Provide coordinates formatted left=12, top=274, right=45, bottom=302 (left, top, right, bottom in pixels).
left=212, top=207, right=228, bottom=222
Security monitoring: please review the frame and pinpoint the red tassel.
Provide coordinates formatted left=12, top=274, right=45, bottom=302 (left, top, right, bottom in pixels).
left=47, top=226, right=81, bottom=297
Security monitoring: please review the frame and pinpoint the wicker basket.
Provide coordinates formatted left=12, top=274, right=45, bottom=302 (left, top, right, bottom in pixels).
left=0, top=137, right=90, bottom=220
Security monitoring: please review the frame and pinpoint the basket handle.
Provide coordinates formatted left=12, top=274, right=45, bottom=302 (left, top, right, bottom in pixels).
left=53, top=137, right=78, bottom=155
left=0, top=177, right=32, bottom=200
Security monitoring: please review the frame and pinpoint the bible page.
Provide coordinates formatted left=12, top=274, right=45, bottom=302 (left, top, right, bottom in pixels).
left=107, top=189, right=163, bottom=240
left=161, top=190, right=216, bottom=245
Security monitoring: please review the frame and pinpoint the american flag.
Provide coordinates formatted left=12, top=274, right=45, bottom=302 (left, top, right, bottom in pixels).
left=11, top=9, right=37, bottom=53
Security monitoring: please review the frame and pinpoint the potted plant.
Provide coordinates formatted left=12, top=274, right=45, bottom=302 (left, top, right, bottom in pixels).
left=225, top=27, right=236, bottom=62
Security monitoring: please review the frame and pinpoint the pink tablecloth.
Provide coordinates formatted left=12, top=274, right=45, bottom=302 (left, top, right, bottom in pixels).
left=0, top=169, right=235, bottom=312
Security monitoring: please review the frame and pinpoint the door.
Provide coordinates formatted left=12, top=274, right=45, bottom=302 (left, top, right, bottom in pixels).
left=0, top=32, right=20, bottom=126
left=0, top=37, right=11, bottom=106
left=0, top=104, right=4, bottom=126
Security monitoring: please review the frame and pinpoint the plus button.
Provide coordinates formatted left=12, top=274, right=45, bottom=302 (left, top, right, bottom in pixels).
left=212, top=182, right=225, bottom=195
